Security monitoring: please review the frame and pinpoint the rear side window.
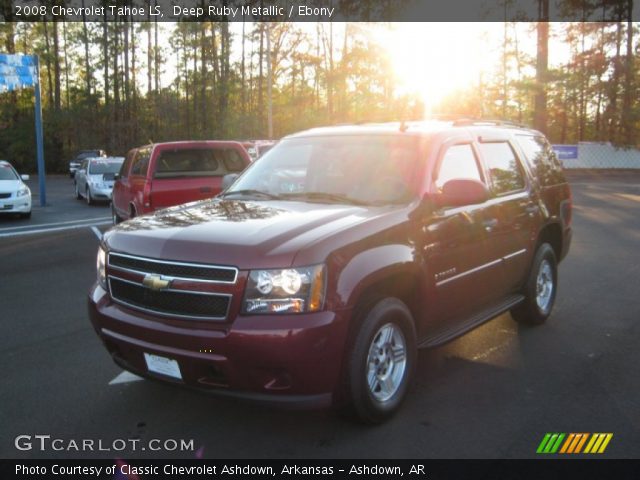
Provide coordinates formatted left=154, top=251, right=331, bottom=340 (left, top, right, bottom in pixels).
left=515, top=135, right=565, bottom=187
left=130, top=148, right=151, bottom=177
left=478, top=142, right=525, bottom=195
left=154, top=148, right=245, bottom=178
left=435, top=144, right=483, bottom=190
left=119, top=150, right=136, bottom=179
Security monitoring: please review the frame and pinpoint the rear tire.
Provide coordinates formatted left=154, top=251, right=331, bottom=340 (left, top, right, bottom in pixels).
left=511, top=243, right=558, bottom=326
left=345, top=298, right=416, bottom=424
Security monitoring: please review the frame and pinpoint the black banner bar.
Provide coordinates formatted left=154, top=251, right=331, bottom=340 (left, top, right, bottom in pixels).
left=1, top=459, right=639, bottom=480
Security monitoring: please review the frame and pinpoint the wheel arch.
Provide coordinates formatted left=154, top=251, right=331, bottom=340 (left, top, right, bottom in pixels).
left=536, top=222, right=563, bottom=261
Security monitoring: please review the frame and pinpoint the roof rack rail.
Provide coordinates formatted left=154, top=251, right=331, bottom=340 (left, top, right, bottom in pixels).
left=425, top=114, right=478, bottom=122
left=451, top=118, right=529, bottom=129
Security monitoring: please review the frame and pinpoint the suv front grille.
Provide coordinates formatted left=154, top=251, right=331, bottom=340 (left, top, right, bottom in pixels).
left=107, top=252, right=237, bottom=320
left=109, top=277, right=230, bottom=319
left=109, top=252, right=237, bottom=283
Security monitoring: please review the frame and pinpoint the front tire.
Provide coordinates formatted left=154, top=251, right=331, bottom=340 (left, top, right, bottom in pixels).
left=86, top=187, right=93, bottom=205
left=346, top=298, right=416, bottom=424
left=74, top=183, right=82, bottom=200
left=511, top=243, right=558, bottom=326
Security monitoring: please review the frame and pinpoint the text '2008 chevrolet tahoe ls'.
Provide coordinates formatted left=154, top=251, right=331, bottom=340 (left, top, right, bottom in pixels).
left=89, top=121, right=572, bottom=423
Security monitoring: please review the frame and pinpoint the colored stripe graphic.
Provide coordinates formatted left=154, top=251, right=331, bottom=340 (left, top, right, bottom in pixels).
left=536, top=434, right=552, bottom=454
left=539, top=433, right=613, bottom=454
left=537, top=433, right=565, bottom=454
left=584, top=433, right=613, bottom=454
left=574, top=433, right=589, bottom=453
left=550, top=433, right=565, bottom=453
left=559, top=434, right=575, bottom=454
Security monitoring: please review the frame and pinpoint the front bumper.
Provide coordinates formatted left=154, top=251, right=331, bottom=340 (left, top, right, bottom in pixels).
left=88, top=284, right=351, bottom=409
left=90, top=185, right=114, bottom=201
left=0, top=193, right=31, bottom=213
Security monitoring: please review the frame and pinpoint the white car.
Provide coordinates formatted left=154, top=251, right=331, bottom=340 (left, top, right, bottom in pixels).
left=0, top=160, right=31, bottom=219
left=74, top=157, right=124, bottom=205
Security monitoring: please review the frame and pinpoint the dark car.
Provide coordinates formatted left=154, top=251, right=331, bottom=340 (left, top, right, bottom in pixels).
left=69, top=150, right=107, bottom=178
left=89, top=121, right=572, bottom=423
left=111, top=141, right=251, bottom=224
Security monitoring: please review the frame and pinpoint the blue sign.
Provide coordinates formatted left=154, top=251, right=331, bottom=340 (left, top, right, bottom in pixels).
left=0, top=54, right=38, bottom=92
left=552, top=145, right=578, bottom=160
left=0, top=53, right=46, bottom=206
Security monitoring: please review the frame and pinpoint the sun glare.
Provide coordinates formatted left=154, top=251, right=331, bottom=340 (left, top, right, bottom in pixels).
left=380, top=23, right=492, bottom=117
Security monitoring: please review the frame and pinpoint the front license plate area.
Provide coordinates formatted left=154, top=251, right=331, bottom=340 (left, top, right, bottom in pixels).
left=144, top=352, right=182, bottom=380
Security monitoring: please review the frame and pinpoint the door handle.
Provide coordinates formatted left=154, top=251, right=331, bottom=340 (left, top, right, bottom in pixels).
left=524, top=203, right=538, bottom=216
left=483, top=218, right=498, bottom=232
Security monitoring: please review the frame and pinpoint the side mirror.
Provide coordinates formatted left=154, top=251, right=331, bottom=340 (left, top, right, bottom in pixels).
left=21, top=174, right=30, bottom=181
left=437, top=179, right=489, bottom=208
left=221, top=173, right=240, bottom=191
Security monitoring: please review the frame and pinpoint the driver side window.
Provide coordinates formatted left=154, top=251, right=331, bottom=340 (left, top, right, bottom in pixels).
left=435, top=144, right=483, bottom=190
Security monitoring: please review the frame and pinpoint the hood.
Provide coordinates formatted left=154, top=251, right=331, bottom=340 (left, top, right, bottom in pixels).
left=0, top=179, right=24, bottom=193
left=104, top=198, right=407, bottom=270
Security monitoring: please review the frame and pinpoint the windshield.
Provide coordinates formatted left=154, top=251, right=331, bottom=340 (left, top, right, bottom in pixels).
left=0, top=164, right=19, bottom=181
left=89, top=160, right=123, bottom=175
left=227, top=135, right=421, bottom=205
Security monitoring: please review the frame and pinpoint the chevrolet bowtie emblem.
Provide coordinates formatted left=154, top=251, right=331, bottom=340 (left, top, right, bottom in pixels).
left=142, top=274, right=171, bottom=291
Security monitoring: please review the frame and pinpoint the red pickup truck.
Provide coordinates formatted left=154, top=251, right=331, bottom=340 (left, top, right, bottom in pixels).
left=111, top=141, right=250, bottom=224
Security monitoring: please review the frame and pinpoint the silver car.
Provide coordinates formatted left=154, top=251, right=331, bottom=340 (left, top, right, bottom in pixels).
left=74, top=157, right=124, bottom=205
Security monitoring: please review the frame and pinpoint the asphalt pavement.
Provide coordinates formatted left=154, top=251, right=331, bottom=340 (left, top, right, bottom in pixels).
left=1, top=172, right=638, bottom=459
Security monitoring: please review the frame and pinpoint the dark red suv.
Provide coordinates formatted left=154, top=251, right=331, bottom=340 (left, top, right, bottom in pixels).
left=89, top=121, right=572, bottom=423
left=111, top=141, right=250, bottom=224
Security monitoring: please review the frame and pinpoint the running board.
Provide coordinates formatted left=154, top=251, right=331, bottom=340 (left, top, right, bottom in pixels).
left=418, top=294, right=525, bottom=349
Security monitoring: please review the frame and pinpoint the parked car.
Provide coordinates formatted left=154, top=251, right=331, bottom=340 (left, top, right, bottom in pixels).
left=0, top=160, right=31, bottom=219
left=69, top=150, right=107, bottom=178
left=111, top=141, right=250, bottom=224
left=89, top=121, right=572, bottom=423
left=74, top=157, right=125, bottom=205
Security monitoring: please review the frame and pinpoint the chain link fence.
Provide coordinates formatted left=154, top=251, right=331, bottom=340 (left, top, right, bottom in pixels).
left=553, top=143, right=640, bottom=169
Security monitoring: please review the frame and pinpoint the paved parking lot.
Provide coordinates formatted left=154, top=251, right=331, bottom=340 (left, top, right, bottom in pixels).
left=0, top=175, right=111, bottom=238
left=1, top=172, right=639, bottom=459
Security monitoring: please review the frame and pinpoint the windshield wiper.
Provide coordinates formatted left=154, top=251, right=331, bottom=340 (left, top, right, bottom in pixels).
left=279, top=191, right=368, bottom=206
left=220, top=189, right=283, bottom=200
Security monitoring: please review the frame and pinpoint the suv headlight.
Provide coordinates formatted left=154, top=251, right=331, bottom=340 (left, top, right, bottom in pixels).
left=242, top=265, right=325, bottom=314
left=96, top=246, right=107, bottom=289
left=17, top=186, right=30, bottom=197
